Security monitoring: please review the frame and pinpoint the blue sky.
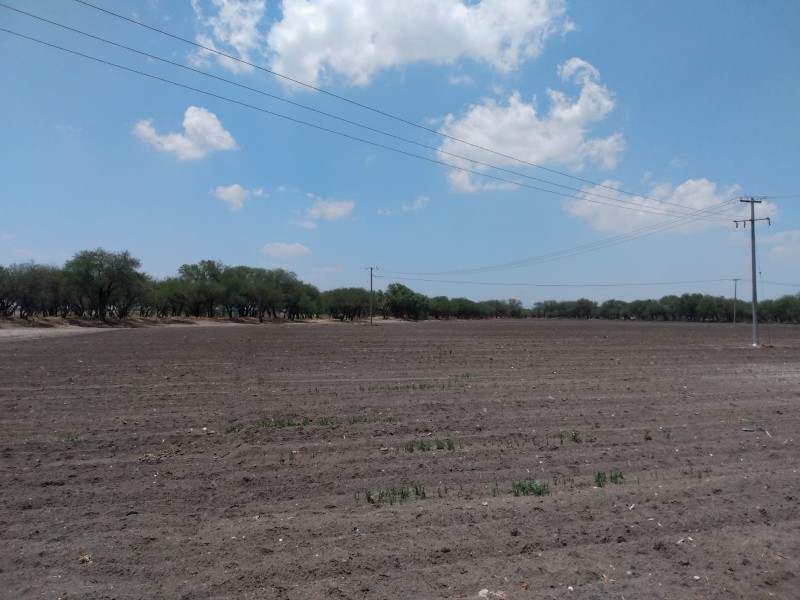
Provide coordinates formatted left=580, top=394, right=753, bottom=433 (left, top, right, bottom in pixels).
left=2, top=0, right=798, bottom=304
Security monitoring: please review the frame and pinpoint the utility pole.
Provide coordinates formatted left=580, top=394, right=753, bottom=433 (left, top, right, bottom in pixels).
left=734, top=197, right=770, bottom=346
left=731, top=278, right=741, bottom=324
left=366, top=266, right=378, bottom=325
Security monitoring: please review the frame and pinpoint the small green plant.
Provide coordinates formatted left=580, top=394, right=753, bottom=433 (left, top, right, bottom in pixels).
left=435, top=439, right=445, bottom=450
left=570, top=430, right=583, bottom=444
left=257, top=416, right=310, bottom=428
left=512, top=478, right=551, bottom=497
left=413, top=483, right=426, bottom=499
left=662, top=429, right=671, bottom=440
left=447, top=439, right=457, bottom=451
left=609, top=468, right=624, bottom=484
left=587, top=434, right=597, bottom=443
left=278, top=452, right=296, bottom=463
left=404, top=441, right=416, bottom=453
left=644, top=430, right=653, bottom=441
left=557, top=432, right=566, bottom=445
left=56, top=433, right=79, bottom=443
left=492, top=481, right=501, bottom=497
left=594, top=471, right=608, bottom=487
left=456, top=371, right=476, bottom=379
left=224, top=424, right=239, bottom=435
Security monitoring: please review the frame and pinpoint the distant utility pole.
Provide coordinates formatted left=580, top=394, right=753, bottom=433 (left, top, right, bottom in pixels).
left=366, top=266, right=378, bottom=325
left=734, top=197, right=770, bottom=346
left=731, top=278, right=741, bottom=324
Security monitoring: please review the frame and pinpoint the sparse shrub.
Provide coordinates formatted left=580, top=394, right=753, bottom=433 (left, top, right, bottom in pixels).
left=610, top=468, right=624, bottom=484
left=512, top=478, right=550, bottom=497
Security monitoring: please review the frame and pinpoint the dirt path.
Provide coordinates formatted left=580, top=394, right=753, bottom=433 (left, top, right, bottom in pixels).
left=1, top=320, right=798, bottom=599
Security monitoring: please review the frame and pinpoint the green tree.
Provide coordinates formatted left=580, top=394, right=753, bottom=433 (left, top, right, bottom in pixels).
left=0, top=265, right=12, bottom=316
left=322, top=287, right=370, bottom=321
left=178, top=260, right=225, bottom=318
left=385, top=283, right=428, bottom=319
left=63, top=249, right=143, bottom=320
left=6, top=262, right=66, bottom=318
left=427, top=296, right=452, bottom=319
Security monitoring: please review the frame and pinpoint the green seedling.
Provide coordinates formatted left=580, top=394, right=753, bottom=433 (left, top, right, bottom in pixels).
left=257, top=416, right=311, bottom=428
left=610, top=468, right=624, bottom=484
left=56, top=433, right=79, bottom=443
left=570, top=430, right=583, bottom=444
left=557, top=432, right=566, bottom=445
left=595, top=471, right=608, bottom=487
left=512, top=478, right=551, bottom=497
left=224, top=424, right=239, bottom=435
left=644, top=430, right=653, bottom=441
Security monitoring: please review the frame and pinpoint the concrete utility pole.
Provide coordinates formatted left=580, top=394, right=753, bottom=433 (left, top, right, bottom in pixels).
left=731, top=278, right=741, bottom=324
left=366, top=266, right=378, bottom=324
left=734, top=197, right=770, bottom=346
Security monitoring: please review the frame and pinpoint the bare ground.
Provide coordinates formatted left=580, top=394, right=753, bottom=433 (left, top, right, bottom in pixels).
left=1, top=319, right=798, bottom=600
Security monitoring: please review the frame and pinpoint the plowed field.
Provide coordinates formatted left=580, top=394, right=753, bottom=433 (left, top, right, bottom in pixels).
left=1, top=319, right=798, bottom=600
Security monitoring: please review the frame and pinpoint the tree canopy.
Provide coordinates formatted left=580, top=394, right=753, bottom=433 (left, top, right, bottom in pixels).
left=1, top=249, right=799, bottom=323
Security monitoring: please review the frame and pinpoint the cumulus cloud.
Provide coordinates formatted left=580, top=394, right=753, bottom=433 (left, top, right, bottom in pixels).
left=189, top=0, right=267, bottom=73
left=764, top=229, right=800, bottom=264
left=297, top=195, right=355, bottom=228
left=378, top=195, right=429, bottom=216
left=266, top=0, right=572, bottom=86
left=262, top=242, right=310, bottom=260
left=402, top=196, right=429, bottom=213
left=133, top=106, right=237, bottom=160
left=438, top=58, right=624, bottom=192
left=560, top=178, right=781, bottom=234
left=210, top=183, right=265, bottom=211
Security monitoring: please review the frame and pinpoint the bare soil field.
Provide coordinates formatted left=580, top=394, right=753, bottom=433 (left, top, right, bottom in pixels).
left=1, top=319, right=798, bottom=600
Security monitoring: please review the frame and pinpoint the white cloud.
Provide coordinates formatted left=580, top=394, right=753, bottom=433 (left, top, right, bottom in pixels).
left=210, top=183, right=265, bottom=211
left=307, top=198, right=355, bottom=221
left=560, top=178, right=781, bottom=234
left=378, top=196, right=430, bottom=216
left=133, top=106, right=237, bottom=160
left=190, top=0, right=267, bottom=73
left=437, top=58, right=624, bottom=192
left=296, top=195, right=355, bottom=228
left=266, top=0, right=572, bottom=86
left=401, top=196, right=429, bottom=213
left=262, top=242, right=310, bottom=260
left=448, top=73, right=474, bottom=86
left=764, top=229, right=800, bottom=264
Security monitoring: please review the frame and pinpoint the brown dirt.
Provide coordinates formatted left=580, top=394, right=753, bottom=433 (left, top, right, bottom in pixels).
left=1, top=320, right=798, bottom=600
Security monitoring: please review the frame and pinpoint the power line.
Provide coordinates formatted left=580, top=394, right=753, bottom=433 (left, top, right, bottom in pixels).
left=0, top=3, right=736, bottom=223
left=1, top=25, right=739, bottom=224
left=373, top=275, right=734, bottom=289
left=64, top=0, right=707, bottom=205
left=381, top=198, right=739, bottom=276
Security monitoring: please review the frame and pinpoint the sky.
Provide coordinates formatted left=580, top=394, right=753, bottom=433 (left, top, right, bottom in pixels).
left=1, top=0, right=799, bottom=304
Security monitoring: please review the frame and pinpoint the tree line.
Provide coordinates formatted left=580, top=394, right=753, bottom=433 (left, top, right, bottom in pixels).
left=1, top=249, right=798, bottom=323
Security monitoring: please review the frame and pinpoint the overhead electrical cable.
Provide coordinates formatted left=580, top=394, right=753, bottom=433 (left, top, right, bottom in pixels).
left=0, top=26, right=740, bottom=224
left=371, top=275, right=735, bottom=289
left=381, top=198, right=739, bottom=276
left=64, top=0, right=704, bottom=206
left=0, top=3, right=735, bottom=223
